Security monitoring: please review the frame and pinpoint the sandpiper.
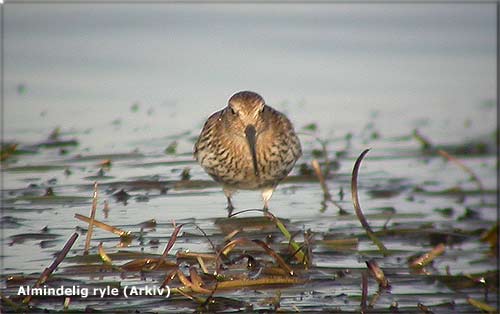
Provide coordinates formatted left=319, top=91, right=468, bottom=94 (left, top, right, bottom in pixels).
left=194, top=91, right=302, bottom=216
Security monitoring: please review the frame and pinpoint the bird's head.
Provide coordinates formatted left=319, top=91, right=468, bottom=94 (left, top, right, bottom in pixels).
left=225, top=91, right=266, bottom=176
left=227, top=91, right=265, bottom=125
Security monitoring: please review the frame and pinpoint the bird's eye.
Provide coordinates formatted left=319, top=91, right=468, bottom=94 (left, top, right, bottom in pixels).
left=230, top=107, right=237, bottom=115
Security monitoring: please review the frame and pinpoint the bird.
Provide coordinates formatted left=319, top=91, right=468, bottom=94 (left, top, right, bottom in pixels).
left=194, top=91, right=302, bottom=216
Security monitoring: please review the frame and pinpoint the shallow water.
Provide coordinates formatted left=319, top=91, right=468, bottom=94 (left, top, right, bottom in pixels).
left=1, top=3, right=498, bottom=313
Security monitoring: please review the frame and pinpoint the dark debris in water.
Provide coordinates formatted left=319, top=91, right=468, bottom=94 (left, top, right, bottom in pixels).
left=8, top=232, right=60, bottom=245
left=1, top=129, right=497, bottom=313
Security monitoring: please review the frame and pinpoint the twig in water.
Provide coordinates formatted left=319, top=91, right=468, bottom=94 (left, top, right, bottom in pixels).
left=414, top=129, right=485, bottom=204
left=437, top=149, right=485, bottom=203
left=75, top=214, right=131, bottom=238
left=171, top=276, right=304, bottom=294
left=228, top=208, right=265, bottom=217
left=312, top=159, right=331, bottom=200
left=361, top=270, right=368, bottom=313
left=197, top=256, right=209, bottom=274
left=176, top=252, right=217, bottom=261
left=223, top=229, right=240, bottom=242
left=189, top=266, right=207, bottom=290
left=417, top=303, right=434, bottom=313
left=369, top=290, right=382, bottom=309
left=180, top=222, right=218, bottom=255
left=413, top=129, right=433, bottom=150
left=410, top=243, right=445, bottom=269
left=366, top=259, right=390, bottom=289
left=161, top=268, right=179, bottom=289
left=312, top=159, right=346, bottom=214
left=84, top=182, right=98, bottom=255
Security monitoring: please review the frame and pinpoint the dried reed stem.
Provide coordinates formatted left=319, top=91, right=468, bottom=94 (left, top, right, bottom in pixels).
left=83, top=182, right=98, bottom=255
left=75, top=213, right=130, bottom=237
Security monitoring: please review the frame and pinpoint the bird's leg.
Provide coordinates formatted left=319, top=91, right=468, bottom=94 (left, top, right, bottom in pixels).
left=224, top=187, right=235, bottom=217
left=263, top=201, right=269, bottom=213
left=226, top=197, right=234, bottom=217
left=261, top=187, right=274, bottom=214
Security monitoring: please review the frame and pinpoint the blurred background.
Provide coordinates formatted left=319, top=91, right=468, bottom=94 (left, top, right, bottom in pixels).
left=4, top=3, right=496, bottom=153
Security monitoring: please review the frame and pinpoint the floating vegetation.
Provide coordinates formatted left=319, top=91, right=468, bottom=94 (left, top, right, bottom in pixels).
left=1, top=143, right=19, bottom=161
left=165, top=141, right=178, bottom=155
left=1, top=126, right=497, bottom=313
left=2, top=164, right=70, bottom=173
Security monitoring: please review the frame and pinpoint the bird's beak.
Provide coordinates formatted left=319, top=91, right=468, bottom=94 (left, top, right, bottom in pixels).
left=245, top=125, right=259, bottom=177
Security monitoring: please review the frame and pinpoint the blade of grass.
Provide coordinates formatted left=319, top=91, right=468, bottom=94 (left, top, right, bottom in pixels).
left=121, top=257, right=176, bottom=271
left=312, top=159, right=331, bottom=201
left=410, top=243, right=445, bottom=269
left=228, top=208, right=265, bottom=217
left=437, top=149, right=485, bottom=203
left=0, top=292, right=25, bottom=311
left=97, top=242, right=125, bottom=272
left=23, top=232, right=78, bottom=304
left=312, top=159, right=346, bottom=214
left=161, top=268, right=179, bottom=288
left=177, top=252, right=217, bottom=261
left=351, top=149, right=389, bottom=256
left=197, top=256, right=209, bottom=274
left=98, top=242, right=112, bottom=265
left=172, top=276, right=304, bottom=294
left=361, top=271, right=368, bottom=312
left=366, top=259, right=390, bottom=289
left=189, top=266, right=206, bottom=289
left=152, top=222, right=183, bottom=270
left=161, top=223, right=183, bottom=260
left=75, top=213, right=132, bottom=239
left=480, top=223, right=498, bottom=255
left=320, top=238, right=359, bottom=247
left=266, top=212, right=309, bottom=267
left=223, top=229, right=240, bottom=242
left=177, top=269, right=212, bottom=294
left=180, top=222, right=217, bottom=255
left=467, top=298, right=497, bottom=313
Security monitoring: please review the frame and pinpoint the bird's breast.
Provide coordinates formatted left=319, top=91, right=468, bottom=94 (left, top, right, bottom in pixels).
left=196, top=118, right=300, bottom=190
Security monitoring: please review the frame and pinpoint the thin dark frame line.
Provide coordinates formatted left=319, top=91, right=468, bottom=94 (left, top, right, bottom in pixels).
left=1, top=2, right=4, bottom=277
left=496, top=2, right=500, bottom=313
left=2, top=0, right=499, bottom=4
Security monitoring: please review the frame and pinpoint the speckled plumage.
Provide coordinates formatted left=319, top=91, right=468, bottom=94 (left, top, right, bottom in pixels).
left=194, top=91, right=302, bottom=216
